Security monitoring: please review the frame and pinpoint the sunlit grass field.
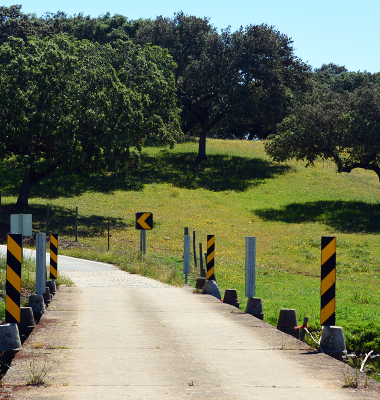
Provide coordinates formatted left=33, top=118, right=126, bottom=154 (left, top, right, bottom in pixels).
left=1, top=139, right=380, bottom=356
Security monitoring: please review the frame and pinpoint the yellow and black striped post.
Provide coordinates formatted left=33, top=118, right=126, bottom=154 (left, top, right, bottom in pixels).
left=206, top=235, right=216, bottom=281
left=50, top=234, right=58, bottom=280
left=321, top=236, right=336, bottom=326
left=6, top=234, right=22, bottom=324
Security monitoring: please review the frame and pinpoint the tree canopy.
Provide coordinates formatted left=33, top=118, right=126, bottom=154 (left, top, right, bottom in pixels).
left=135, top=13, right=312, bottom=159
left=265, top=81, right=380, bottom=180
left=0, top=34, right=181, bottom=207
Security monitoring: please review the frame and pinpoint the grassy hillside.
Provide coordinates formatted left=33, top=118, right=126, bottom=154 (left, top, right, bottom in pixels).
left=1, top=139, right=380, bottom=359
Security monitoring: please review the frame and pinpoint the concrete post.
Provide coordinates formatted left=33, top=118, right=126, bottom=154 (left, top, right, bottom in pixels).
left=36, top=233, right=47, bottom=295
left=245, top=236, right=256, bottom=298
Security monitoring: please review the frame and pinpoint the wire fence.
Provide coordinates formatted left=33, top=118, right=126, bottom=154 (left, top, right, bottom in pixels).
left=0, top=200, right=130, bottom=250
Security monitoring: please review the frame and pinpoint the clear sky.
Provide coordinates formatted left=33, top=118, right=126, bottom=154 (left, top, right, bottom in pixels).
left=4, top=0, right=380, bottom=73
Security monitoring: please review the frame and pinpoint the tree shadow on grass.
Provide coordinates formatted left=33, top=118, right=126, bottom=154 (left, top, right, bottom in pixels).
left=253, top=201, right=380, bottom=233
left=0, top=203, right=128, bottom=244
left=0, top=151, right=290, bottom=199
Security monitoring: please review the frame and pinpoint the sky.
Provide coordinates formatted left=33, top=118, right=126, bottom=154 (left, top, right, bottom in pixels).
left=4, top=0, right=380, bottom=73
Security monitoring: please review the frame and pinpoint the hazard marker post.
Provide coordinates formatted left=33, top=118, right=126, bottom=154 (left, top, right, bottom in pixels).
left=135, top=212, right=153, bottom=254
left=50, top=234, right=58, bottom=281
left=321, top=236, right=336, bottom=326
left=5, top=234, right=22, bottom=324
left=206, top=235, right=216, bottom=281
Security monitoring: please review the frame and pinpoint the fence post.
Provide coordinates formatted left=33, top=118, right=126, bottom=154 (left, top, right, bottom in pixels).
left=46, top=204, right=49, bottom=238
left=108, top=219, right=110, bottom=250
left=184, top=234, right=190, bottom=284
left=245, top=236, right=256, bottom=298
left=36, top=233, right=47, bottom=295
left=75, top=207, right=78, bottom=242
left=321, top=236, right=336, bottom=326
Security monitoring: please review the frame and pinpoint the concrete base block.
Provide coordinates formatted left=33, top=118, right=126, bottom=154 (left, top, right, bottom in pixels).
left=277, top=308, right=299, bottom=339
left=46, top=280, right=57, bottom=295
left=28, top=294, right=45, bottom=322
left=223, top=289, right=240, bottom=309
left=43, top=287, right=51, bottom=306
left=18, top=307, right=35, bottom=342
left=202, top=280, right=221, bottom=300
left=320, top=326, right=347, bottom=361
left=245, top=297, right=264, bottom=320
left=0, top=324, right=22, bottom=351
left=196, top=277, right=207, bottom=290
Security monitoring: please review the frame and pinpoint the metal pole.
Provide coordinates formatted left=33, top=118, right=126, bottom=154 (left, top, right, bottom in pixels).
left=36, top=233, right=47, bottom=295
left=46, top=204, right=49, bottom=238
left=199, top=243, right=205, bottom=277
left=75, top=207, right=78, bottom=242
left=140, top=230, right=146, bottom=253
left=184, top=235, right=190, bottom=284
left=184, top=227, right=189, bottom=236
left=108, top=219, right=110, bottom=250
left=193, top=231, right=197, bottom=271
left=245, top=236, right=256, bottom=298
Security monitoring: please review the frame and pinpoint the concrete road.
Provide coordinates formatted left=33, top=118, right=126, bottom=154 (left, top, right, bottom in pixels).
left=2, top=285, right=379, bottom=399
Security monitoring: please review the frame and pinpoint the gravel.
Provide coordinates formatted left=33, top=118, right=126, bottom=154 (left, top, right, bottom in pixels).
left=61, top=269, right=170, bottom=288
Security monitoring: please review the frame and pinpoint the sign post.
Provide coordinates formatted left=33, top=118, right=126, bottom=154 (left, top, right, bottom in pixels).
left=135, top=212, right=153, bottom=254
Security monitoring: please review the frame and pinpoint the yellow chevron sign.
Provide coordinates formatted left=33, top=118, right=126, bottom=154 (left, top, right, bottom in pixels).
left=135, top=212, right=153, bottom=230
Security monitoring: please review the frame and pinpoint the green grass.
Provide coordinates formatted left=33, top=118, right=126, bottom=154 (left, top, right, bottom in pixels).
left=1, top=139, right=379, bottom=360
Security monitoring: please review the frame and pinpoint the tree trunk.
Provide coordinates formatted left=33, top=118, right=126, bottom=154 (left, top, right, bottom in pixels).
left=197, top=118, right=209, bottom=161
left=16, top=170, right=35, bottom=209
left=197, top=132, right=207, bottom=160
left=16, top=163, right=61, bottom=208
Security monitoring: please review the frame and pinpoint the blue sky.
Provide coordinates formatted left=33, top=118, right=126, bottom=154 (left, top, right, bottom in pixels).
left=4, top=0, right=380, bottom=73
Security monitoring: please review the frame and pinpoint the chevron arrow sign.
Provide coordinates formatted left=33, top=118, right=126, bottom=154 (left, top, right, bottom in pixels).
left=135, top=212, right=153, bottom=230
